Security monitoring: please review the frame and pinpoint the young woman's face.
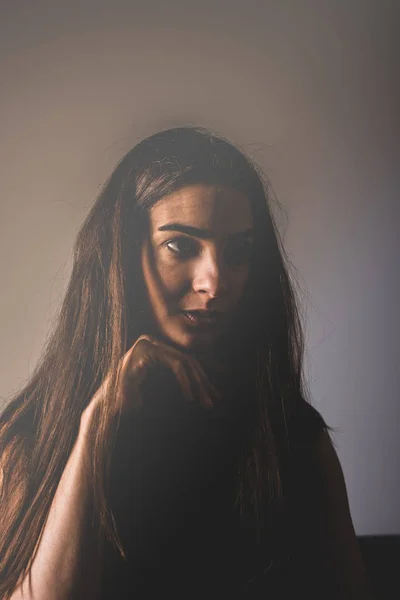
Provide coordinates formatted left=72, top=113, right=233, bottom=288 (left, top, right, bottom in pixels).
left=140, top=183, right=254, bottom=355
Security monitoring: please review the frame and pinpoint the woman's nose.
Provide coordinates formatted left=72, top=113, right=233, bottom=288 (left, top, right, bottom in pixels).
left=191, top=250, right=228, bottom=298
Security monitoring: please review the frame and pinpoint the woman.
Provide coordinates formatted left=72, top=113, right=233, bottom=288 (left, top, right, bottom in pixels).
left=0, top=126, right=373, bottom=599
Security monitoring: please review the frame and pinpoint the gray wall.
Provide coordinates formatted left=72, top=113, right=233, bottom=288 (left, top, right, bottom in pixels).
left=1, top=0, right=399, bottom=535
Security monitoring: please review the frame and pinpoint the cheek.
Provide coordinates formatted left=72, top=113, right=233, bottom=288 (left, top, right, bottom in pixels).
left=231, top=266, right=250, bottom=297
left=142, top=244, right=183, bottom=305
left=156, top=256, right=188, bottom=294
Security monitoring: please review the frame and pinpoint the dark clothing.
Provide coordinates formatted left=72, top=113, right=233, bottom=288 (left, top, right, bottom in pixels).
left=101, top=371, right=329, bottom=599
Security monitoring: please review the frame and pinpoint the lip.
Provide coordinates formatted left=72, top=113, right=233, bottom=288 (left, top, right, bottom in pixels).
left=182, top=309, right=221, bottom=316
left=180, top=310, right=221, bottom=328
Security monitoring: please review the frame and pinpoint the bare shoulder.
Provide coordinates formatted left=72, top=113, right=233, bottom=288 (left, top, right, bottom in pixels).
left=311, top=430, right=375, bottom=599
left=313, top=430, right=346, bottom=490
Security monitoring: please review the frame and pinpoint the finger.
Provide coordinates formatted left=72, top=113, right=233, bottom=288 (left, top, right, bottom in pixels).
left=131, top=335, right=221, bottom=409
left=159, top=346, right=220, bottom=408
left=133, top=339, right=195, bottom=405
left=189, top=361, right=221, bottom=409
left=157, top=342, right=222, bottom=408
left=122, top=336, right=155, bottom=383
left=172, top=361, right=198, bottom=405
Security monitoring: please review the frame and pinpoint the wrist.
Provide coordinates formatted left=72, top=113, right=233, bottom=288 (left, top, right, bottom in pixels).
left=80, top=399, right=101, bottom=439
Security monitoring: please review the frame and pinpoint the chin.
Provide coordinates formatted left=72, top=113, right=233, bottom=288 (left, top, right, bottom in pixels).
left=165, top=328, right=217, bottom=353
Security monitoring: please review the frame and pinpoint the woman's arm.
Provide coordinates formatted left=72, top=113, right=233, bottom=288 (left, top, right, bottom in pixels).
left=312, top=430, right=375, bottom=600
left=7, top=335, right=221, bottom=600
left=9, top=408, right=102, bottom=600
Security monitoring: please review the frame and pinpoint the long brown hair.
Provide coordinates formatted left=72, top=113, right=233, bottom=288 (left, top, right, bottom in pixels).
left=0, top=126, right=329, bottom=598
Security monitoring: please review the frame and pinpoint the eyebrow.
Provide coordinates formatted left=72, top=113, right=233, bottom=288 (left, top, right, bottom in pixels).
left=157, top=223, right=254, bottom=240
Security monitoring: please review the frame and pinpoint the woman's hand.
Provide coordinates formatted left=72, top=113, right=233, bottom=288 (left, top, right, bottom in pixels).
left=82, top=335, right=222, bottom=425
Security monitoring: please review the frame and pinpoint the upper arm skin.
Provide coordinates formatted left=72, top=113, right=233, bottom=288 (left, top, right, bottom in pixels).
left=312, top=431, right=375, bottom=599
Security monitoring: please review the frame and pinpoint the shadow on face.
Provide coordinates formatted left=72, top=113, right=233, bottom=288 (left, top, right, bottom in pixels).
left=140, top=183, right=254, bottom=357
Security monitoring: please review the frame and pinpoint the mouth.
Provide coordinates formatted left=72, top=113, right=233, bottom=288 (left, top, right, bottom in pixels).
left=180, top=310, right=221, bottom=328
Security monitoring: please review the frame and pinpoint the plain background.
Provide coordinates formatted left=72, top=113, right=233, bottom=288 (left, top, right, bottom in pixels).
left=0, top=0, right=399, bottom=535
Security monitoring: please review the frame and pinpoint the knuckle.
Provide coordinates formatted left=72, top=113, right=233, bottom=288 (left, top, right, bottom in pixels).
left=134, top=354, right=148, bottom=372
left=132, top=335, right=152, bottom=351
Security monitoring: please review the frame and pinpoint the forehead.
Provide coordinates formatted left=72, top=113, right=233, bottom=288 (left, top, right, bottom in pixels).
left=149, top=184, right=253, bottom=236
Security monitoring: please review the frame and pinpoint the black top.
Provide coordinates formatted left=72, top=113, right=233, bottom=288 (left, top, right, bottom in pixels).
left=101, top=370, right=329, bottom=599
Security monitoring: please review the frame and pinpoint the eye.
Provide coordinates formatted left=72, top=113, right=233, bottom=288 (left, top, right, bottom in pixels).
left=225, top=240, right=254, bottom=265
left=165, top=237, right=197, bottom=258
